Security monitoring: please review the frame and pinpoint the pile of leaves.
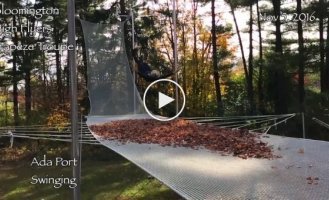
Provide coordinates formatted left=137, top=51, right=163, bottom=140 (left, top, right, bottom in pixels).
left=89, top=119, right=279, bottom=159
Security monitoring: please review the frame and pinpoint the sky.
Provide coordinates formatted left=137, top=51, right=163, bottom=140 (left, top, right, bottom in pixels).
left=104, top=0, right=319, bottom=61
left=26, top=0, right=257, bottom=60
left=9, top=0, right=324, bottom=64
left=25, top=0, right=322, bottom=57
left=1, top=0, right=322, bottom=92
left=101, top=0, right=252, bottom=60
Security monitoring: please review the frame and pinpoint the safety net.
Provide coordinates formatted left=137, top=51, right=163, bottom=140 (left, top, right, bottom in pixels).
left=81, top=20, right=146, bottom=116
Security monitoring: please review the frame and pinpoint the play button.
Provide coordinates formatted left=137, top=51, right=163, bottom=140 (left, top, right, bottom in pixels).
left=143, top=79, right=186, bottom=121
left=158, top=92, right=175, bottom=109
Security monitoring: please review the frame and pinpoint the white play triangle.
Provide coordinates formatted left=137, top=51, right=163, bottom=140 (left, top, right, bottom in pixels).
left=158, top=92, right=175, bottom=109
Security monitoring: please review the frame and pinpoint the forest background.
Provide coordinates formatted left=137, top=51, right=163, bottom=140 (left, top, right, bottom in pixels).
left=0, top=0, right=328, bottom=141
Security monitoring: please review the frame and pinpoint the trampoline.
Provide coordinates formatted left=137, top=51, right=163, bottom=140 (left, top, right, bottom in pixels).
left=87, top=117, right=329, bottom=200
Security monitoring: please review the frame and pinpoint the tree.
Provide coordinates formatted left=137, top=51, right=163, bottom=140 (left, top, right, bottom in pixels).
left=227, top=0, right=256, bottom=114
left=271, top=0, right=283, bottom=53
left=51, top=0, right=66, bottom=103
left=325, top=4, right=329, bottom=93
left=256, top=0, right=264, bottom=113
left=297, top=0, right=305, bottom=111
left=12, top=15, right=20, bottom=125
left=0, top=62, right=11, bottom=125
left=211, top=0, right=224, bottom=115
left=270, top=0, right=287, bottom=114
left=19, top=2, right=37, bottom=123
left=247, top=1, right=255, bottom=114
left=318, top=0, right=327, bottom=93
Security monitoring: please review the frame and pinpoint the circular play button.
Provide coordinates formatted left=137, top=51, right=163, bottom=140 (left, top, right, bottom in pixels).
left=143, top=79, right=185, bottom=121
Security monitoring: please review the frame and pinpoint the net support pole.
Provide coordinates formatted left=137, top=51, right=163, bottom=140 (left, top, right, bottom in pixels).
left=9, top=131, right=13, bottom=148
left=173, top=0, right=179, bottom=114
left=67, top=0, right=81, bottom=199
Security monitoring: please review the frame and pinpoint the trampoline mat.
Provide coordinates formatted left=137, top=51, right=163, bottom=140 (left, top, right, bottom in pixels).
left=87, top=115, right=329, bottom=200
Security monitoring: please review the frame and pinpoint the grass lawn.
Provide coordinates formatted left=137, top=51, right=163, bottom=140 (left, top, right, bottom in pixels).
left=0, top=143, right=182, bottom=200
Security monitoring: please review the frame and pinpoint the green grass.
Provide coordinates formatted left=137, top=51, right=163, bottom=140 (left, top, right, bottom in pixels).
left=0, top=145, right=181, bottom=200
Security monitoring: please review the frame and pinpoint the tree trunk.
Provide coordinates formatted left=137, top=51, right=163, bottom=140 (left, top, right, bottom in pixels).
left=192, top=0, right=198, bottom=97
left=25, top=67, right=31, bottom=124
left=120, top=0, right=131, bottom=62
left=52, top=1, right=63, bottom=103
left=23, top=17, right=35, bottom=123
left=325, top=17, right=329, bottom=92
left=5, top=88, right=8, bottom=126
left=230, top=4, right=250, bottom=114
left=297, top=0, right=305, bottom=112
left=12, top=16, right=19, bottom=126
left=256, top=0, right=265, bottom=113
left=230, top=5, right=248, bottom=79
left=247, top=4, right=255, bottom=114
left=22, top=34, right=32, bottom=124
left=182, top=20, right=187, bottom=94
left=42, top=52, right=48, bottom=104
left=272, top=0, right=283, bottom=53
left=5, top=99, right=8, bottom=126
left=319, top=0, right=326, bottom=93
left=81, top=37, right=88, bottom=88
left=211, top=0, right=223, bottom=116
left=271, top=0, right=287, bottom=114
left=54, top=27, right=63, bottom=103
left=65, top=62, right=70, bottom=98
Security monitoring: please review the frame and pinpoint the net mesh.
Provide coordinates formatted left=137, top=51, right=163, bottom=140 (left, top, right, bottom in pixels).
left=87, top=119, right=329, bottom=200
left=81, top=20, right=146, bottom=116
